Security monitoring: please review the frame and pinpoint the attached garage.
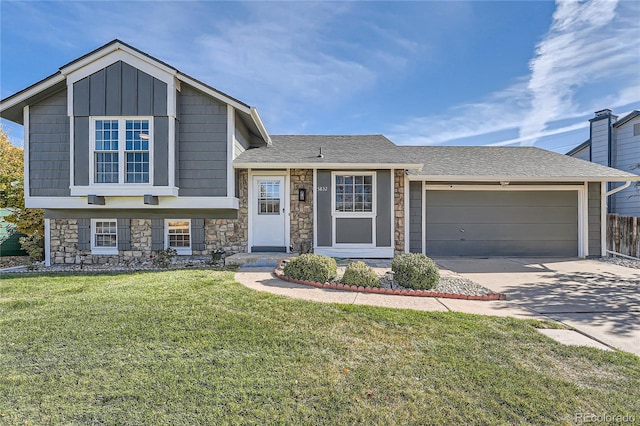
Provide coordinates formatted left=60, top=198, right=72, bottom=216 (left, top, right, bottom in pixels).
left=424, top=189, right=579, bottom=257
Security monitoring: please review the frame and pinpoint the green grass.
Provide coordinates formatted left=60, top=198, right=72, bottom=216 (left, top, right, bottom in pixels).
left=1, top=270, right=638, bottom=425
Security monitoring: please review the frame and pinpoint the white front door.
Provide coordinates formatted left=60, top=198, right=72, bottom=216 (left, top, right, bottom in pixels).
left=252, top=176, right=286, bottom=248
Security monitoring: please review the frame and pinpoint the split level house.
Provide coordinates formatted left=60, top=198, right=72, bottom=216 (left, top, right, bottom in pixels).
left=1, top=40, right=639, bottom=266
left=567, top=109, right=640, bottom=217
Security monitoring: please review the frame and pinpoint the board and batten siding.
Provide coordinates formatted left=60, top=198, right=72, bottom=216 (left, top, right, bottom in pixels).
left=29, top=90, right=71, bottom=196
left=72, top=61, right=169, bottom=187
left=588, top=182, right=601, bottom=256
left=590, top=116, right=611, bottom=167
left=177, top=85, right=227, bottom=197
left=611, top=118, right=640, bottom=217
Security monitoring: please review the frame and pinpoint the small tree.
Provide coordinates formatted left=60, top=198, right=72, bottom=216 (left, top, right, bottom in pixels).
left=0, top=128, right=44, bottom=235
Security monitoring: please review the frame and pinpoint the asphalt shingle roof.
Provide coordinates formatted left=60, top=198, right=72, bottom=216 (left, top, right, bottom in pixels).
left=234, top=135, right=420, bottom=166
left=234, top=135, right=640, bottom=181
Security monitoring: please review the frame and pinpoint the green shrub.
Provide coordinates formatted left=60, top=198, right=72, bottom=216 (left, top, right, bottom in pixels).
left=19, top=234, right=44, bottom=261
left=151, top=248, right=177, bottom=268
left=341, top=261, right=380, bottom=287
left=391, top=253, right=440, bottom=290
left=283, top=254, right=337, bottom=283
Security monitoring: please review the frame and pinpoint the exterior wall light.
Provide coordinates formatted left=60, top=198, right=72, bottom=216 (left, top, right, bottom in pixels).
left=298, top=188, right=306, bottom=202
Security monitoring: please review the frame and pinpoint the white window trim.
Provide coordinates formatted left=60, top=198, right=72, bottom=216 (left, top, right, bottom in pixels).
left=331, top=171, right=377, bottom=248
left=331, top=171, right=377, bottom=218
left=165, top=219, right=192, bottom=255
left=91, top=218, right=118, bottom=255
left=89, top=116, right=154, bottom=187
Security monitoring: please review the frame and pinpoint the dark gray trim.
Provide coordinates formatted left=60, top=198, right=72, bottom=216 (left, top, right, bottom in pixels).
left=409, top=181, right=422, bottom=253
left=74, top=117, right=90, bottom=185
left=151, top=218, right=164, bottom=250
left=251, top=246, right=286, bottom=253
left=44, top=209, right=238, bottom=219
left=376, top=170, right=391, bottom=247
left=316, top=170, right=332, bottom=247
left=77, top=218, right=91, bottom=250
left=191, top=218, right=205, bottom=250
left=117, top=218, right=131, bottom=250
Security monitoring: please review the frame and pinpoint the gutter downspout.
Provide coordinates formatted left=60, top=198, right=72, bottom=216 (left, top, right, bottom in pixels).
left=600, top=181, right=632, bottom=257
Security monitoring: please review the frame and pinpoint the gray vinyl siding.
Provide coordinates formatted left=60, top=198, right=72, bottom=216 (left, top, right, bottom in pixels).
left=178, top=84, right=227, bottom=196
left=376, top=170, right=391, bottom=247
left=611, top=118, right=640, bottom=216
left=571, top=145, right=590, bottom=161
left=73, top=117, right=90, bottom=185
left=316, top=170, right=332, bottom=247
left=590, top=117, right=610, bottom=167
left=234, top=113, right=251, bottom=158
left=73, top=62, right=167, bottom=116
left=409, top=182, right=423, bottom=253
left=588, top=182, right=601, bottom=256
left=335, top=218, right=373, bottom=244
left=73, top=61, right=169, bottom=186
left=153, top=117, right=169, bottom=186
left=425, top=190, right=578, bottom=256
left=29, top=90, right=71, bottom=196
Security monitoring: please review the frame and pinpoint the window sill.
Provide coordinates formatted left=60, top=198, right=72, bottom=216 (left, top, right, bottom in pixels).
left=70, top=186, right=179, bottom=197
left=91, top=247, right=118, bottom=255
left=171, top=248, right=193, bottom=256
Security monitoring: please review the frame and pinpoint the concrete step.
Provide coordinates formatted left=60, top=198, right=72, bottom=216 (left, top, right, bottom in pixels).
left=225, top=252, right=296, bottom=268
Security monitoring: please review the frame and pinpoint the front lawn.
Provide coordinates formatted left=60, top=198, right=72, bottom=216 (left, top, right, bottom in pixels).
left=0, top=270, right=638, bottom=424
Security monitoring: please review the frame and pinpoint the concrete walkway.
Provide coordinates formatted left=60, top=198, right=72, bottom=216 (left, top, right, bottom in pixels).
left=235, top=258, right=640, bottom=356
left=234, top=267, right=545, bottom=320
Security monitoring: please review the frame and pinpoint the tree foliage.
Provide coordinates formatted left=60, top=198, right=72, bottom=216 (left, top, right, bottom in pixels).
left=0, top=128, right=44, bottom=235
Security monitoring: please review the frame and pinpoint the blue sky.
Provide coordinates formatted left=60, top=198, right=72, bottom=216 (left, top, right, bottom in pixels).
left=1, top=0, right=639, bottom=153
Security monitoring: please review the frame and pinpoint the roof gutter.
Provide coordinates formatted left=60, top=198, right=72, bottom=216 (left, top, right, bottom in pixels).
left=601, top=181, right=633, bottom=257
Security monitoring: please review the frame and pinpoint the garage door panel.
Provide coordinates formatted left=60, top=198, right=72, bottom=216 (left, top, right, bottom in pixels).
left=426, top=206, right=577, bottom=224
left=427, top=240, right=577, bottom=257
left=427, top=223, right=577, bottom=241
left=425, top=190, right=578, bottom=256
left=428, top=190, right=578, bottom=207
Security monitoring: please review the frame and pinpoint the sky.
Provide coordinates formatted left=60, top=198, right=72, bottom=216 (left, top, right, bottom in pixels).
left=1, top=0, right=639, bottom=154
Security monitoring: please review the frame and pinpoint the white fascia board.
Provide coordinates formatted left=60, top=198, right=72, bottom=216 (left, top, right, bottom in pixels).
left=0, top=74, right=65, bottom=114
left=23, top=106, right=30, bottom=198
left=425, top=184, right=584, bottom=191
left=65, top=49, right=177, bottom=86
left=250, top=107, right=272, bottom=146
left=409, top=175, right=640, bottom=182
left=176, top=73, right=251, bottom=113
left=233, top=162, right=423, bottom=170
left=70, top=186, right=179, bottom=197
left=227, top=105, right=236, bottom=198
left=26, top=196, right=239, bottom=209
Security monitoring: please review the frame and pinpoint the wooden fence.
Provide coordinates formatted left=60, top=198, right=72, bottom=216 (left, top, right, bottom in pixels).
left=607, top=214, right=640, bottom=259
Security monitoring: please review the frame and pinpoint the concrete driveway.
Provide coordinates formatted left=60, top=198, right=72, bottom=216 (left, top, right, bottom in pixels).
left=434, top=257, right=640, bottom=356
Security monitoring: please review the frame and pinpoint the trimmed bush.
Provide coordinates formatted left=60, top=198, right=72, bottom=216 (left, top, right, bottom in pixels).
left=283, top=254, right=337, bottom=283
left=391, top=253, right=440, bottom=290
left=19, top=234, right=44, bottom=261
left=342, top=261, right=380, bottom=288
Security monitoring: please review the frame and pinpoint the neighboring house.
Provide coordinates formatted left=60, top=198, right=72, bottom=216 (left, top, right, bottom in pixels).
left=1, top=40, right=639, bottom=265
left=567, top=109, right=640, bottom=216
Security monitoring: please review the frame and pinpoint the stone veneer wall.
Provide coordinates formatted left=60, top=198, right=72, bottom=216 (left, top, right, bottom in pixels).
left=204, top=169, right=248, bottom=255
left=289, top=168, right=314, bottom=253
left=394, top=169, right=405, bottom=256
left=48, top=171, right=249, bottom=264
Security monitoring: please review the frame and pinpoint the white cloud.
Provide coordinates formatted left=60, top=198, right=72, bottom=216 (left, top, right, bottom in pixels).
left=389, top=0, right=640, bottom=147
